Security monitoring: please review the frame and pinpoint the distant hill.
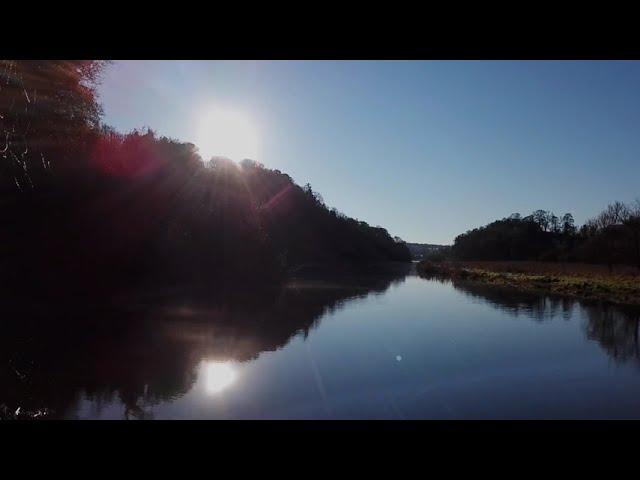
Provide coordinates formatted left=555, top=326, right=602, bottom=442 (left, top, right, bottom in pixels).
left=405, top=243, right=449, bottom=260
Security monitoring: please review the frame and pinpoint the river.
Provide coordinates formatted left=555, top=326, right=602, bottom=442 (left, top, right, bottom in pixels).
left=2, top=264, right=640, bottom=419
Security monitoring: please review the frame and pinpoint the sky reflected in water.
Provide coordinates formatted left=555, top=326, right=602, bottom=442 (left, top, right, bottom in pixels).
left=3, top=267, right=640, bottom=419
left=203, top=361, right=238, bottom=395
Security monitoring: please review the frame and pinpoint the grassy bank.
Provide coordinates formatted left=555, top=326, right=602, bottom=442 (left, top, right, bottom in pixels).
left=417, top=260, right=640, bottom=306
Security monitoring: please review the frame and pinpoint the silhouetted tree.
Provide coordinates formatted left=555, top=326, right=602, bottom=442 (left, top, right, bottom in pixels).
left=562, top=213, right=576, bottom=235
left=532, top=209, right=550, bottom=232
left=0, top=60, right=108, bottom=191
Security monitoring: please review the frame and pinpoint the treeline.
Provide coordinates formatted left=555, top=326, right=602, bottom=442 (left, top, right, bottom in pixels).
left=0, top=60, right=409, bottom=295
left=451, top=203, right=640, bottom=269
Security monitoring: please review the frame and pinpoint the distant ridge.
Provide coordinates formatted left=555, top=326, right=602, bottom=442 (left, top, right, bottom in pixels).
left=405, top=243, right=448, bottom=260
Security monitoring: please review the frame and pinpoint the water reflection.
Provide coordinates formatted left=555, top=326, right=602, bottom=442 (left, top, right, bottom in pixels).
left=580, top=303, right=640, bottom=365
left=203, top=361, right=237, bottom=395
left=421, top=272, right=640, bottom=367
left=0, top=265, right=409, bottom=419
left=5, top=266, right=640, bottom=419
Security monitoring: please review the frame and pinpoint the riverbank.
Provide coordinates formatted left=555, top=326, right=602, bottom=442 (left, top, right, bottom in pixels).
left=417, top=260, right=640, bottom=306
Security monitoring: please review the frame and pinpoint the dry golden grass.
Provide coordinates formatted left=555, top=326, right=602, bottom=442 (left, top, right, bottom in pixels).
left=417, top=260, right=640, bottom=306
left=457, top=261, right=640, bottom=278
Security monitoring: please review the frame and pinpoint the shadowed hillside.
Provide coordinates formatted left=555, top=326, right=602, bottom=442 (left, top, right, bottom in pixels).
left=0, top=61, right=410, bottom=297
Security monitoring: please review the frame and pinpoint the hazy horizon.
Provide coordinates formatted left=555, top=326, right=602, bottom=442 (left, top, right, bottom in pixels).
left=99, top=60, right=640, bottom=244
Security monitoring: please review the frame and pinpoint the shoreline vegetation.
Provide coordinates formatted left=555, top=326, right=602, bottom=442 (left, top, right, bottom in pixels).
left=417, top=260, right=640, bottom=306
left=423, top=203, right=640, bottom=307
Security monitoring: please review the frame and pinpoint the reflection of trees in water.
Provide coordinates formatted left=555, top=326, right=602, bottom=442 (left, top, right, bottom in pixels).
left=427, top=274, right=640, bottom=367
left=458, top=279, right=574, bottom=322
left=0, top=268, right=408, bottom=419
left=580, top=304, right=640, bottom=365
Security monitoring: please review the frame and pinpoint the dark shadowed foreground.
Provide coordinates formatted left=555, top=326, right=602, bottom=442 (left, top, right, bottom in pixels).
left=4, top=264, right=640, bottom=420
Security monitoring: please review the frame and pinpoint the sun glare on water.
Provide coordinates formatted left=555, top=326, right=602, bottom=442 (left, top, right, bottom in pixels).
left=203, top=361, right=237, bottom=395
left=196, top=107, right=259, bottom=162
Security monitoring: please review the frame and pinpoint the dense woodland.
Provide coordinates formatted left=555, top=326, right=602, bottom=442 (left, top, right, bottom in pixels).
left=451, top=203, right=640, bottom=269
left=0, top=60, right=410, bottom=296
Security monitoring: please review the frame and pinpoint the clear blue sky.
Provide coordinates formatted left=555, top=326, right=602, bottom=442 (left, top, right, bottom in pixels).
left=98, top=61, right=640, bottom=245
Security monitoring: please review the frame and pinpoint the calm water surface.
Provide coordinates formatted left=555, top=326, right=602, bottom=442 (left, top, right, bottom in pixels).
left=3, top=266, right=640, bottom=419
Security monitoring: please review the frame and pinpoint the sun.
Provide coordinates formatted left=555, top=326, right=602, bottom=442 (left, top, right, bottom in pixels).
left=196, top=107, right=259, bottom=162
